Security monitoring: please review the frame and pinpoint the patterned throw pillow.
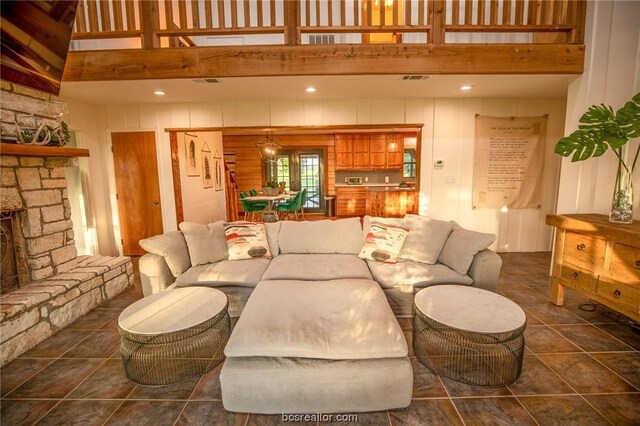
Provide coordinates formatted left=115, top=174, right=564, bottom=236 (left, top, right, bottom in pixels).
left=225, top=222, right=272, bottom=260
left=358, top=222, right=409, bottom=263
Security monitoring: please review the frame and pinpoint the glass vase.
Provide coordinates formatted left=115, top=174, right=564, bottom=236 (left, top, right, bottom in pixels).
left=609, top=161, right=634, bottom=224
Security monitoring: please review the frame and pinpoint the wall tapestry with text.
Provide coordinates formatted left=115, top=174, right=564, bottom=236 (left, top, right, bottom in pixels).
left=473, top=114, right=547, bottom=209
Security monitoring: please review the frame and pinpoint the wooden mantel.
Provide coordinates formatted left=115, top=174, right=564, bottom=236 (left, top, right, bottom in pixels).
left=0, top=143, right=90, bottom=158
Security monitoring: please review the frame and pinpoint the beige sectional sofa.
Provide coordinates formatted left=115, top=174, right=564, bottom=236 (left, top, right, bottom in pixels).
left=138, top=215, right=502, bottom=318
left=138, top=216, right=501, bottom=413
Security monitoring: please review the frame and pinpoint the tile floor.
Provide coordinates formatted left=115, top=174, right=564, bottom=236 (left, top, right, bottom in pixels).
left=1, top=252, right=639, bottom=425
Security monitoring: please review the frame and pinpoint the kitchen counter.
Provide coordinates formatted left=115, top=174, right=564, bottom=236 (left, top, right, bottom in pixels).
left=366, top=187, right=415, bottom=192
left=335, top=183, right=401, bottom=187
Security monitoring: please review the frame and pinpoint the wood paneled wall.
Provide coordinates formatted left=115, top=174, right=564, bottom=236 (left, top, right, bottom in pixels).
left=222, top=133, right=336, bottom=214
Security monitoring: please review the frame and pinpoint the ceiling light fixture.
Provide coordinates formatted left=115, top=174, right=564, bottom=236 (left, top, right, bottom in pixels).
left=305, top=87, right=316, bottom=93
left=153, top=90, right=166, bottom=96
left=256, top=132, right=282, bottom=163
left=460, top=85, right=474, bottom=91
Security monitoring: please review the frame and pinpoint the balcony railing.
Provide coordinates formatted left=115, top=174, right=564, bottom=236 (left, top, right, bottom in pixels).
left=72, top=0, right=586, bottom=49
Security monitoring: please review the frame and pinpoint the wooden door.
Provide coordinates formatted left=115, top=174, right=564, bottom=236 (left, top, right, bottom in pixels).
left=335, top=135, right=353, bottom=170
left=111, top=132, right=163, bottom=256
left=369, top=135, right=387, bottom=169
left=352, top=135, right=370, bottom=169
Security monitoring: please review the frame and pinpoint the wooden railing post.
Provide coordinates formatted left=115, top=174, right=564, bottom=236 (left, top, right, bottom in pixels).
left=431, top=0, right=446, bottom=44
left=570, top=0, right=587, bottom=44
left=285, top=0, right=300, bottom=46
left=140, top=0, right=160, bottom=49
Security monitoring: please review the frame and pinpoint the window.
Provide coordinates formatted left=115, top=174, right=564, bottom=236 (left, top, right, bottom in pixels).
left=403, top=149, right=416, bottom=178
left=268, top=154, right=290, bottom=190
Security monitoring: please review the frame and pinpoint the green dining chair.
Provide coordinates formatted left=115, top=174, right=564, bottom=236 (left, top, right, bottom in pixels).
left=240, top=192, right=266, bottom=222
left=249, top=189, right=258, bottom=196
left=276, top=189, right=305, bottom=221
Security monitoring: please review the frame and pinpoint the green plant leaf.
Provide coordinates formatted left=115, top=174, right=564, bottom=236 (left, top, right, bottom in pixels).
left=616, top=91, right=640, bottom=138
left=578, top=104, right=615, bottom=131
left=555, top=129, right=609, bottom=162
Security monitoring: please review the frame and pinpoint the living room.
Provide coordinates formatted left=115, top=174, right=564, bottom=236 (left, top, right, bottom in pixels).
left=1, top=0, right=639, bottom=424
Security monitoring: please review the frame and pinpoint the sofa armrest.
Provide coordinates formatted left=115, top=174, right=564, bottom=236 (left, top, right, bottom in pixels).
left=467, top=249, right=502, bottom=292
left=139, top=253, right=177, bottom=296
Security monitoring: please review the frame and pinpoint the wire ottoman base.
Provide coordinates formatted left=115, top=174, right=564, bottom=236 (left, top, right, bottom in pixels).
left=413, top=307, right=525, bottom=388
left=118, top=288, right=230, bottom=386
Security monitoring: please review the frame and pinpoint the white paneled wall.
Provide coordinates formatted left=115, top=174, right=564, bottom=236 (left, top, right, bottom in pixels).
left=65, top=96, right=565, bottom=256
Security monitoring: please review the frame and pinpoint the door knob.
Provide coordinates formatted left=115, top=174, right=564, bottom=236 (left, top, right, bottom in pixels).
left=153, top=200, right=160, bottom=205
left=576, top=243, right=585, bottom=251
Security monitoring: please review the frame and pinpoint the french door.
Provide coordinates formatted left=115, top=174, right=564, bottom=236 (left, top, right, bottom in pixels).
left=268, top=150, right=324, bottom=213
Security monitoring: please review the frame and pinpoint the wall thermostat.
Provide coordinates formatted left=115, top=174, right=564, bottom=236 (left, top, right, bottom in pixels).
left=434, top=160, right=444, bottom=168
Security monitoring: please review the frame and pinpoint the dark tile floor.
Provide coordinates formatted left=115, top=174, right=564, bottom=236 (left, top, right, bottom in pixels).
left=1, top=252, right=639, bottom=425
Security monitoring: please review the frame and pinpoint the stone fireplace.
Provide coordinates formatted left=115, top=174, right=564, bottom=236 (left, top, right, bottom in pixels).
left=0, top=82, right=134, bottom=366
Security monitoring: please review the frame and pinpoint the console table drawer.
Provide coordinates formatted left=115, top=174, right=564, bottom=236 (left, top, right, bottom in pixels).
left=595, top=277, right=640, bottom=315
left=560, top=263, right=594, bottom=292
left=610, top=243, right=640, bottom=283
left=563, top=232, right=606, bottom=270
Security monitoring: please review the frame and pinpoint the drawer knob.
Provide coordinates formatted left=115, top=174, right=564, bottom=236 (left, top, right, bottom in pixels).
left=613, top=289, right=622, bottom=299
left=577, top=243, right=586, bottom=251
left=572, top=272, right=579, bottom=279
left=635, top=260, right=640, bottom=269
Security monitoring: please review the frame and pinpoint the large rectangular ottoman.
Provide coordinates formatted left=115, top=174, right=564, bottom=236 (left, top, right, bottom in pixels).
left=220, top=279, right=412, bottom=414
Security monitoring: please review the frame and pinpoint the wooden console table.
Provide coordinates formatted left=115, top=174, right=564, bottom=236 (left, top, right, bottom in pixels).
left=546, top=214, right=640, bottom=322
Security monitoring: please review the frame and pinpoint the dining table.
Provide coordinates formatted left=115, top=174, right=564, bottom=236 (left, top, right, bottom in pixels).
left=243, top=192, right=296, bottom=222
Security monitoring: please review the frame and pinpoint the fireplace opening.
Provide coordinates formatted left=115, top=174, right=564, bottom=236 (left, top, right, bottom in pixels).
left=1, top=211, right=27, bottom=295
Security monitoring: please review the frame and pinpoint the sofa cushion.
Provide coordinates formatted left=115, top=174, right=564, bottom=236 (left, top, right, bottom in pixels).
left=264, top=221, right=281, bottom=257
left=401, top=214, right=454, bottom=264
left=262, top=254, right=373, bottom=281
left=139, top=231, right=191, bottom=277
left=367, top=259, right=473, bottom=289
left=225, top=223, right=272, bottom=260
left=363, top=215, right=454, bottom=264
left=225, top=279, right=407, bottom=359
left=278, top=218, right=362, bottom=254
left=179, top=221, right=228, bottom=266
left=359, top=222, right=409, bottom=263
left=438, top=223, right=496, bottom=275
left=174, top=258, right=271, bottom=288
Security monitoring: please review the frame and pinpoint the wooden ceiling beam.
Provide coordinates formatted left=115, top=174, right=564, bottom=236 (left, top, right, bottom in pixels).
left=63, top=43, right=584, bottom=81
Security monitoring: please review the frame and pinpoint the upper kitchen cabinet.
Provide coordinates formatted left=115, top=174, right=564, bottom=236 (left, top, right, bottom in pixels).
left=352, top=135, right=370, bottom=169
left=335, top=135, right=353, bottom=169
left=335, top=133, right=406, bottom=170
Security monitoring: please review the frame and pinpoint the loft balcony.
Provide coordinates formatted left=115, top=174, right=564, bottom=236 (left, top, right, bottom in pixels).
left=64, top=0, right=586, bottom=81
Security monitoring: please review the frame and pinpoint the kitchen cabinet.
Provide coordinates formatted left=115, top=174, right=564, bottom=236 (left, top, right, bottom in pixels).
left=335, top=135, right=353, bottom=169
left=352, top=135, right=369, bottom=169
left=334, top=133, right=405, bottom=170
left=336, top=187, right=367, bottom=216
left=369, top=135, right=387, bottom=169
left=366, top=189, right=416, bottom=217
left=546, top=214, right=640, bottom=322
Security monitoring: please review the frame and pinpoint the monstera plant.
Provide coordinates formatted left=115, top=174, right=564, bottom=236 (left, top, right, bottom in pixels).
left=555, top=92, right=640, bottom=223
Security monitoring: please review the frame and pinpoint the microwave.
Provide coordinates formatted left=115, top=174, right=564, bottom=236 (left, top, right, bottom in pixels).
left=345, top=177, right=363, bottom=185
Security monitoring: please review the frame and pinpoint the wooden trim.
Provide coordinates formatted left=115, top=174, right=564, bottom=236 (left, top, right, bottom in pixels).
left=76, top=0, right=87, bottom=33
left=156, top=27, right=286, bottom=37
left=445, top=24, right=573, bottom=32
left=72, top=30, right=143, bottom=40
left=113, top=0, right=124, bottom=31
left=0, top=143, right=90, bottom=157
left=299, top=25, right=431, bottom=34
left=99, top=0, right=111, bottom=31
left=125, top=0, right=136, bottom=30
left=164, top=124, right=425, bottom=134
left=64, top=43, right=585, bottom=81
left=169, top=132, right=184, bottom=225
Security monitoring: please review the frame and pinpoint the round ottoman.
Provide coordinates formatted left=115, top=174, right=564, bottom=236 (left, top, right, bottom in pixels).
left=118, top=287, right=230, bottom=386
left=413, top=285, right=526, bottom=387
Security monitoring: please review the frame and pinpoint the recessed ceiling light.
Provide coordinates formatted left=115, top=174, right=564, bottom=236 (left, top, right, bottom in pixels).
left=305, top=87, right=316, bottom=93
left=460, top=85, right=474, bottom=91
left=153, top=90, right=165, bottom=96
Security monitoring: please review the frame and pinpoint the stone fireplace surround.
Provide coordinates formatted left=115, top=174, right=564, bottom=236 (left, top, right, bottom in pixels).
left=0, top=83, right=133, bottom=366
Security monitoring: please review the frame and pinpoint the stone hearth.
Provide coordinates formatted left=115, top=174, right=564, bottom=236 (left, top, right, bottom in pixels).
left=0, top=83, right=133, bottom=366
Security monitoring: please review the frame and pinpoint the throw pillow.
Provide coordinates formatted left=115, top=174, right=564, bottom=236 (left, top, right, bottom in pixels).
left=438, top=223, right=496, bottom=274
left=179, top=221, right=228, bottom=266
left=225, top=222, right=273, bottom=260
left=358, top=222, right=409, bottom=263
left=400, top=214, right=455, bottom=264
left=139, top=231, right=191, bottom=277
